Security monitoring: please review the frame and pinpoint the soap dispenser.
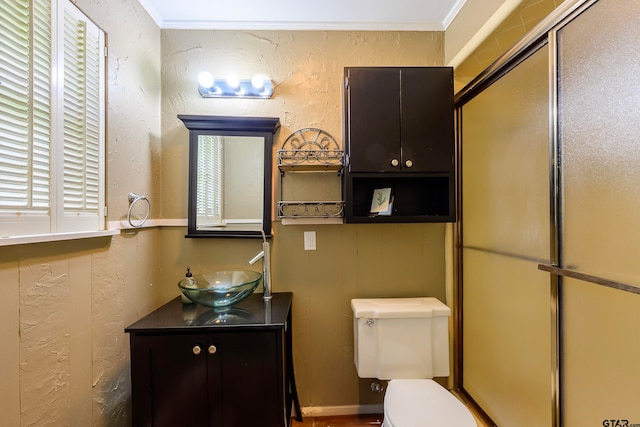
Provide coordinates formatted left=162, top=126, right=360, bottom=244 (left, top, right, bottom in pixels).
left=179, top=267, right=197, bottom=303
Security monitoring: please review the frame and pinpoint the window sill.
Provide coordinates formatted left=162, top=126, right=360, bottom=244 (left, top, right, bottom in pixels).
left=0, top=230, right=120, bottom=247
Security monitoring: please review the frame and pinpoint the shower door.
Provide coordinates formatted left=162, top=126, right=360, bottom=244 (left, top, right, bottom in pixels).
left=458, top=0, right=640, bottom=425
left=459, top=45, right=554, bottom=427
left=555, top=0, right=640, bottom=424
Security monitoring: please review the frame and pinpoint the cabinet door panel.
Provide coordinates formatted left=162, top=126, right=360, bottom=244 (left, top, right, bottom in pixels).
left=133, top=334, right=210, bottom=427
left=216, top=331, right=282, bottom=426
left=401, top=68, right=453, bottom=172
left=346, top=68, right=401, bottom=172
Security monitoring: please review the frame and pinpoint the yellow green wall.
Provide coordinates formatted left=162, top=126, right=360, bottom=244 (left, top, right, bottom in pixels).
left=159, top=29, right=448, bottom=411
left=0, top=4, right=454, bottom=425
left=0, top=0, right=164, bottom=425
left=1, top=0, right=565, bottom=423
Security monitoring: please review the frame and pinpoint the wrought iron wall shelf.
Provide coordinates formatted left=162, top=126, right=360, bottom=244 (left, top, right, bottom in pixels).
left=277, top=128, right=344, bottom=223
left=277, top=149, right=343, bottom=171
left=277, top=201, right=344, bottom=218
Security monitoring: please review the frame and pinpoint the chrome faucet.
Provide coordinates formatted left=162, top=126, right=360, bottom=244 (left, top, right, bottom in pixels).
left=248, top=231, right=272, bottom=300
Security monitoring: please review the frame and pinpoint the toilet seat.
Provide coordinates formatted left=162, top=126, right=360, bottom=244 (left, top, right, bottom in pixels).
left=383, top=379, right=476, bottom=427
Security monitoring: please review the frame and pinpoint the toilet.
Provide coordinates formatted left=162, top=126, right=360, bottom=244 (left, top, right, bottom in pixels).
left=351, top=297, right=476, bottom=427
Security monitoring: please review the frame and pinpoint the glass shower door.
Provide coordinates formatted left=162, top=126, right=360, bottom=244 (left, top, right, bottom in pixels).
left=556, top=0, right=640, bottom=424
left=460, top=45, right=553, bottom=426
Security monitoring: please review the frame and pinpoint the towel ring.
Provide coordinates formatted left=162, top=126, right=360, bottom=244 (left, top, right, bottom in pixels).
left=127, top=192, right=150, bottom=227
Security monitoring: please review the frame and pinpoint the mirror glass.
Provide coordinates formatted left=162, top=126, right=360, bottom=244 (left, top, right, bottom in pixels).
left=179, top=115, right=280, bottom=238
left=195, top=135, right=263, bottom=231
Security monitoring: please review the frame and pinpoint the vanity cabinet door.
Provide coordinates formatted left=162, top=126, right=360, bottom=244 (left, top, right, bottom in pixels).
left=130, top=330, right=284, bottom=427
left=131, top=333, right=213, bottom=427
left=215, top=330, right=282, bottom=427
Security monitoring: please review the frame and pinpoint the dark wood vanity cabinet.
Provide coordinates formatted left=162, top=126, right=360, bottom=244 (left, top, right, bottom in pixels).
left=343, top=67, right=455, bottom=223
left=126, top=293, right=300, bottom=427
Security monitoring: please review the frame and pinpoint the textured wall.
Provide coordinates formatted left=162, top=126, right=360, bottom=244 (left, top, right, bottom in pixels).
left=0, top=20, right=452, bottom=427
left=160, top=30, right=444, bottom=218
left=0, top=0, right=163, bottom=425
left=159, top=30, right=449, bottom=410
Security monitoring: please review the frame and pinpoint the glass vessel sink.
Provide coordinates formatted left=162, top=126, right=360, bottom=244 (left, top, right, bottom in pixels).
left=178, top=270, right=262, bottom=308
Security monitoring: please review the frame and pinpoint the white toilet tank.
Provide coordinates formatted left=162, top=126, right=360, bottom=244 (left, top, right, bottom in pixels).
left=351, top=297, right=451, bottom=380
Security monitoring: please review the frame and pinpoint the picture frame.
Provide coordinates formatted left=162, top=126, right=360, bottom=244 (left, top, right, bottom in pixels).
left=369, top=187, right=393, bottom=216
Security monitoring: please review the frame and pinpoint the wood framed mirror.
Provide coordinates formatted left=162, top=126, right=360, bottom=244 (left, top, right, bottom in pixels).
left=178, top=115, right=280, bottom=238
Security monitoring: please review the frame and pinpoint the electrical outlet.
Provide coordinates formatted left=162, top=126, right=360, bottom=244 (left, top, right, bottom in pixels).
left=304, top=231, right=316, bottom=250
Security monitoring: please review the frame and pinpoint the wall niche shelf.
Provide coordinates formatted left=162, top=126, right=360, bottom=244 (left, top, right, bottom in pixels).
left=277, top=128, right=344, bottom=225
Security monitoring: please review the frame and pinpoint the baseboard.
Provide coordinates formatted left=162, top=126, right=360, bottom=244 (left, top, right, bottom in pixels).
left=301, top=404, right=384, bottom=417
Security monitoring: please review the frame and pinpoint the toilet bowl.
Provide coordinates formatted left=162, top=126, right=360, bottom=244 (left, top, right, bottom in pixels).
left=383, top=379, right=476, bottom=427
left=351, top=298, right=475, bottom=427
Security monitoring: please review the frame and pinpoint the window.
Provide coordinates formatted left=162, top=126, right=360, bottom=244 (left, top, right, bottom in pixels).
left=0, top=0, right=105, bottom=237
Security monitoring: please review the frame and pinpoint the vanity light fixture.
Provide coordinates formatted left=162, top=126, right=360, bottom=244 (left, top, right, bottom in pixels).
left=198, top=72, right=274, bottom=99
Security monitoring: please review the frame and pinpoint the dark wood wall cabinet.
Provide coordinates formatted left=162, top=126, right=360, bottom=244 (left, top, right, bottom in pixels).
left=343, top=67, right=455, bottom=223
left=125, top=293, right=301, bottom=427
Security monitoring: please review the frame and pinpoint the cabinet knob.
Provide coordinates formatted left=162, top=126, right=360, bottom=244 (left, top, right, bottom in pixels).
left=192, top=345, right=202, bottom=355
left=208, top=345, right=217, bottom=355
left=405, top=159, right=413, bottom=168
left=390, top=158, right=399, bottom=167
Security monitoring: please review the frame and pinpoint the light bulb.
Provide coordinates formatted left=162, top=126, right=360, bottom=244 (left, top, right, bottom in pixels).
left=226, top=73, right=240, bottom=89
left=198, top=72, right=214, bottom=88
left=251, top=74, right=265, bottom=90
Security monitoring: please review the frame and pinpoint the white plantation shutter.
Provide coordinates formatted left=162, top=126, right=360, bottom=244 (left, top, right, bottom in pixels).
left=57, top=1, right=104, bottom=232
left=83, top=25, right=102, bottom=212
left=0, top=0, right=51, bottom=235
left=0, top=2, right=30, bottom=211
left=32, top=0, right=53, bottom=210
left=196, top=135, right=224, bottom=227
left=0, top=0, right=105, bottom=237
